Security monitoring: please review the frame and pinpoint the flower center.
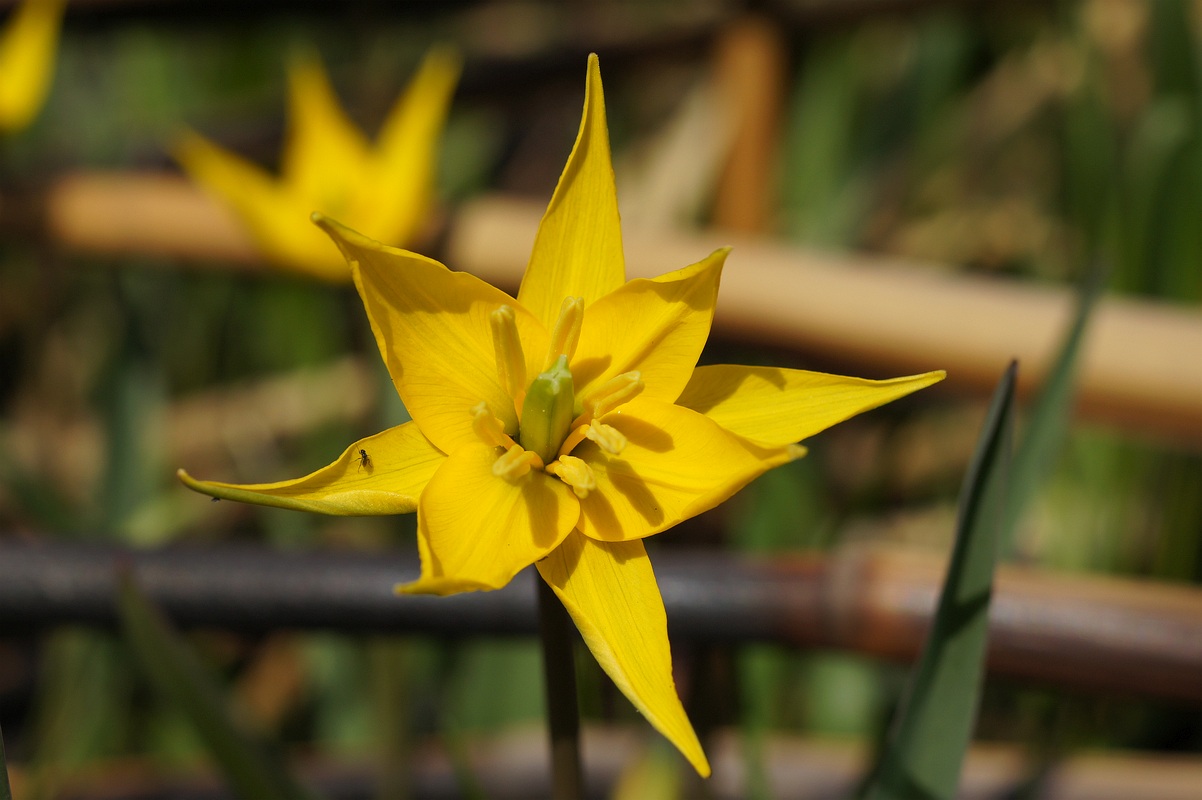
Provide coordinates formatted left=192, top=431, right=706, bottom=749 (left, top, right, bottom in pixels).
left=519, top=353, right=576, bottom=464
left=477, top=297, right=642, bottom=498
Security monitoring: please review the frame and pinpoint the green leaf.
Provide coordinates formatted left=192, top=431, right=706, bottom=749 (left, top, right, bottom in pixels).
left=863, top=361, right=1016, bottom=800
left=0, top=721, right=12, bottom=800
left=1002, top=265, right=1104, bottom=553
left=116, top=571, right=321, bottom=800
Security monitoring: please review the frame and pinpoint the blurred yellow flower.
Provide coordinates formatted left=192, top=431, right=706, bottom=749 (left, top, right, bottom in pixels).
left=0, top=0, right=65, bottom=133
left=179, top=55, right=944, bottom=775
left=175, top=47, right=460, bottom=281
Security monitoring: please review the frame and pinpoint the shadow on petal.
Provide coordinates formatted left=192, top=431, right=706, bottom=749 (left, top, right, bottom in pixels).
left=605, top=465, right=665, bottom=528
left=614, top=414, right=674, bottom=453
left=522, top=473, right=567, bottom=549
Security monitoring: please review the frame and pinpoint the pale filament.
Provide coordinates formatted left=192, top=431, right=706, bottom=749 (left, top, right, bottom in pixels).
left=557, top=424, right=592, bottom=459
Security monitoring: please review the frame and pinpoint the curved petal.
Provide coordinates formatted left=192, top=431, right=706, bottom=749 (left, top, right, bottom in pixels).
left=176, top=422, right=443, bottom=515
left=174, top=130, right=347, bottom=281
left=572, top=248, right=726, bottom=404
left=537, top=533, right=709, bottom=777
left=677, top=366, right=947, bottom=447
left=0, top=0, right=64, bottom=132
left=518, top=53, right=625, bottom=329
left=317, top=217, right=549, bottom=454
left=399, top=443, right=579, bottom=595
left=362, top=46, right=461, bottom=245
left=575, top=397, right=801, bottom=541
left=281, top=55, right=372, bottom=205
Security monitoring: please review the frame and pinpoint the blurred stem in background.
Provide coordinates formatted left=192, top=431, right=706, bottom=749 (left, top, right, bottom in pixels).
left=537, top=577, right=583, bottom=800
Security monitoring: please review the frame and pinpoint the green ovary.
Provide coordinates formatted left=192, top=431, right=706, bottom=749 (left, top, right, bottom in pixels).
left=519, top=354, right=576, bottom=464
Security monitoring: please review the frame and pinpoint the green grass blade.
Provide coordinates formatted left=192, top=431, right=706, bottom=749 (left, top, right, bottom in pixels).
left=117, top=571, right=321, bottom=800
left=1001, top=265, right=1104, bottom=553
left=864, top=361, right=1017, bottom=800
left=0, top=721, right=12, bottom=800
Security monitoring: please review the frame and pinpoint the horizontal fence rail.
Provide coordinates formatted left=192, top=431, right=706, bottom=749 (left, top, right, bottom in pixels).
left=1, top=539, right=1200, bottom=704
left=25, top=174, right=1202, bottom=446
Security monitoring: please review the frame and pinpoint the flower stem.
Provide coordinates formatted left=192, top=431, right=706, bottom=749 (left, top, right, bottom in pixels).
left=536, top=576, right=583, bottom=800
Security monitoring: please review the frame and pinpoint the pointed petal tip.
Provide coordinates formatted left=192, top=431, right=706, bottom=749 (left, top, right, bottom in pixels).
left=908, top=368, right=948, bottom=391
left=310, top=213, right=383, bottom=251
left=311, top=214, right=375, bottom=263
left=176, top=468, right=216, bottom=499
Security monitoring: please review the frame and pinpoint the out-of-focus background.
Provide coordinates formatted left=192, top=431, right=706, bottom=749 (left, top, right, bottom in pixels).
left=0, top=0, right=1199, bottom=797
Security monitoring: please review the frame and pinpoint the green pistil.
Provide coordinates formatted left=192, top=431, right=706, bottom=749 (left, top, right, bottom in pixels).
left=520, top=354, right=575, bottom=465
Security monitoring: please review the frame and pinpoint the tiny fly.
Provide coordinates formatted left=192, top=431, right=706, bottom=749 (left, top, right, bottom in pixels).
left=357, top=449, right=372, bottom=473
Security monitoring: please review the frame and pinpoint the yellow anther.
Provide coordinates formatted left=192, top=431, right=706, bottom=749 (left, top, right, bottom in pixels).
left=545, top=296, right=584, bottom=368
left=471, top=401, right=516, bottom=450
left=787, top=443, right=808, bottom=460
left=547, top=456, right=596, bottom=499
left=490, top=305, right=527, bottom=407
left=580, top=371, right=644, bottom=423
left=585, top=423, right=627, bottom=456
left=492, top=444, right=544, bottom=482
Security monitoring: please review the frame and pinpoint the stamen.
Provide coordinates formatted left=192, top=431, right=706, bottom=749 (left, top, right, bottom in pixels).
left=471, top=402, right=516, bottom=450
left=579, top=371, right=644, bottom=424
left=492, top=444, right=544, bottom=482
left=557, top=424, right=592, bottom=458
left=585, top=423, right=627, bottom=456
left=547, top=456, right=596, bottom=499
left=490, top=305, right=526, bottom=408
left=545, top=296, right=584, bottom=367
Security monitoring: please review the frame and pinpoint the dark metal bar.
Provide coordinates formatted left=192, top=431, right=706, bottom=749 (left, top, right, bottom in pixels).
left=1, top=540, right=1200, bottom=703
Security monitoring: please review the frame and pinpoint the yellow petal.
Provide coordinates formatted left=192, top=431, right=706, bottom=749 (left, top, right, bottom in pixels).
left=280, top=55, right=372, bottom=205
left=176, top=422, right=443, bottom=515
left=518, top=53, right=625, bottom=329
left=0, top=0, right=65, bottom=132
left=677, top=366, right=947, bottom=447
left=576, top=397, right=801, bottom=541
left=362, top=46, right=461, bottom=244
left=572, top=248, right=726, bottom=405
left=537, top=533, right=710, bottom=777
left=316, top=216, right=549, bottom=454
left=174, top=130, right=346, bottom=281
left=399, top=443, right=579, bottom=595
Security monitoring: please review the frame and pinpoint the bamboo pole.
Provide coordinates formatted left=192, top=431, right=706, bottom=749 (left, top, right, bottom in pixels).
left=34, top=174, right=1202, bottom=446
left=449, top=195, right=1202, bottom=446
left=2, top=540, right=1200, bottom=703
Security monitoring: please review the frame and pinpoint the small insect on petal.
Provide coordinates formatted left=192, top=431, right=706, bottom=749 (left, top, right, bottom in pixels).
left=357, top=448, right=372, bottom=472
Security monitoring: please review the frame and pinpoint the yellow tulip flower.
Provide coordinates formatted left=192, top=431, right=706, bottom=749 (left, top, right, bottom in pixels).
left=179, top=55, right=944, bottom=775
left=175, top=47, right=460, bottom=281
left=0, top=0, right=65, bottom=133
